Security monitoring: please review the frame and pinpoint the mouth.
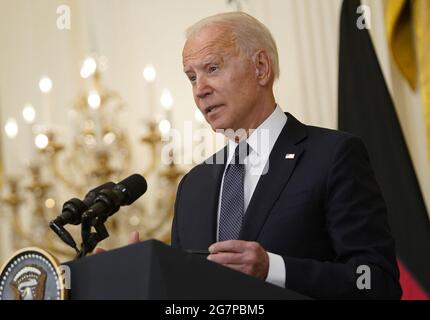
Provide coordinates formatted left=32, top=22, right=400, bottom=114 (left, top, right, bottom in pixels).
left=205, top=104, right=223, bottom=115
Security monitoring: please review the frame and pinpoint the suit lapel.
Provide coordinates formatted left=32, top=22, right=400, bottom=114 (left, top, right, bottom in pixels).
left=240, top=113, right=307, bottom=241
left=194, top=147, right=227, bottom=246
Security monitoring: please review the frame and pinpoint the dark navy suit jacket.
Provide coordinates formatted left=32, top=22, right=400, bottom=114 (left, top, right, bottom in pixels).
left=171, top=113, right=402, bottom=299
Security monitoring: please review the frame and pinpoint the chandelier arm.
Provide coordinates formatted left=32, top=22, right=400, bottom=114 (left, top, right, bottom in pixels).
left=50, top=154, right=85, bottom=194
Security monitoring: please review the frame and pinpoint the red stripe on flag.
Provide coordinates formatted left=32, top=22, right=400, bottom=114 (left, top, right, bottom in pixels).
left=398, top=259, right=429, bottom=300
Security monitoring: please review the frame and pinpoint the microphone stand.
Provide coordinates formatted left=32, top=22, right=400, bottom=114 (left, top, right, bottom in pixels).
left=77, top=188, right=123, bottom=257
left=77, top=214, right=110, bottom=258
left=50, top=207, right=111, bottom=259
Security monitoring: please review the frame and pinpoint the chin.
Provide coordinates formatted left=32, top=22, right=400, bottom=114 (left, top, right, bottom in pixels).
left=209, top=122, right=223, bottom=132
left=208, top=119, right=228, bottom=131
left=207, top=113, right=235, bottom=132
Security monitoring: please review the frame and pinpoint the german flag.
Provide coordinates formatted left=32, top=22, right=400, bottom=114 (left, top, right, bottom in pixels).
left=338, top=0, right=430, bottom=299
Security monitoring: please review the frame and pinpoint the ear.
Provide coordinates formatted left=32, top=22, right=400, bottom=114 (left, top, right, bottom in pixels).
left=253, top=49, right=272, bottom=86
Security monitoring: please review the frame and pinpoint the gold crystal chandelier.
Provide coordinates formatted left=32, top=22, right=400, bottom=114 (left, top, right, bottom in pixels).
left=1, top=55, right=185, bottom=260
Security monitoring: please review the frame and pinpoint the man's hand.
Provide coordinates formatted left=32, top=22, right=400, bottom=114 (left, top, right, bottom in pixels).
left=93, top=231, right=140, bottom=254
left=207, top=240, right=269, bottom=280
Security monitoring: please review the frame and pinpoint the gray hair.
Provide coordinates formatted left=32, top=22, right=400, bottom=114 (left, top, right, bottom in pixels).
left=186, top=12, right=280, bottom=81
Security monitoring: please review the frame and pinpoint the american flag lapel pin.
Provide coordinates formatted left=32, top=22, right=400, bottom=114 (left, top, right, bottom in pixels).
left=285, top=153, right=295, bottom=159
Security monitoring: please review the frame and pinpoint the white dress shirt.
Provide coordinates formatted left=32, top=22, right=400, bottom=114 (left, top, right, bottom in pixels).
left=216, top=104, right=287, bottom=288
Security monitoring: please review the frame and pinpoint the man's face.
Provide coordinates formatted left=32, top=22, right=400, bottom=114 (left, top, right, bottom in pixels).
left=182, top=26, right=261, bottom=132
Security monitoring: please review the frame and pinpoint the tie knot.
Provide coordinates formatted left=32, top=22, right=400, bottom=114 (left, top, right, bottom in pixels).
left=232, top=142, right=250, bottom=165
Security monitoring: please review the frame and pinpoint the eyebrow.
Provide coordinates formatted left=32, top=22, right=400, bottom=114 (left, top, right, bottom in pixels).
left=183, top=56, right=223, bottom=74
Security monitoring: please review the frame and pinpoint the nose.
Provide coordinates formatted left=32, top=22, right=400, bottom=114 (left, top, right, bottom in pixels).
left=195, top=75, right=213, bottom=100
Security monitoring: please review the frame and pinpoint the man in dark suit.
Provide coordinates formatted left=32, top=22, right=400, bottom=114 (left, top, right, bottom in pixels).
left=172, top=11, right=401, bottom=299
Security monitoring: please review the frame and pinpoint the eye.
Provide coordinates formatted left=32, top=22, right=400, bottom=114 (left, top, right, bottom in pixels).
left=208, top=65, right=219, bottom=73
left=188, top=75, right=196, bottom=83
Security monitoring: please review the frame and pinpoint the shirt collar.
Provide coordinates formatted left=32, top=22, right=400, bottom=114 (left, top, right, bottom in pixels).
left=226, top=104, right=287, bottom=164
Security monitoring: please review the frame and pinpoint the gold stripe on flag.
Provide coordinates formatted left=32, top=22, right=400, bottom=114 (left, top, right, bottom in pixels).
left=385, top=0, right=417, bottom=89
left=413, top=0, right=430, bottom=168
left=386, top=0, right=430, bottom=166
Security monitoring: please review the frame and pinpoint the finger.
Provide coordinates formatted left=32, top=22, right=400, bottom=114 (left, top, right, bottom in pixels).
left=209, top=240, right=247, bottom=254
left=207, top=252, right=244, bottom=265
left=219, top=263, right=247, bottom=274
left=94, top=247, right=105, bottom=254
left=128, top=231, right=140, bottom=244
left=206, top=257, right=246, bottom=273
left=217, top=262, right=257, bottom=277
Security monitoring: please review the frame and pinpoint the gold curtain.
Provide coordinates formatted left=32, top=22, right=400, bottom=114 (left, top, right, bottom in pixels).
left=386, top=0, right=430, bottom=166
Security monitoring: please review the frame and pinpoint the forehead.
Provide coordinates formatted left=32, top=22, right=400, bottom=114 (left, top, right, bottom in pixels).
left=182, top=26, right=237, bottom=70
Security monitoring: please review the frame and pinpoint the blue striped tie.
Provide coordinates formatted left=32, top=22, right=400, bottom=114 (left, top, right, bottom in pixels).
left=218, top=142, right=250, bottom=241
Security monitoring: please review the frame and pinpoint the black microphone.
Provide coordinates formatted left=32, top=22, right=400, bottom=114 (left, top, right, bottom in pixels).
left=49, top=181, right=115, bottom=251
left=82, top=174, right=147, bottom=226
left=51, top=181, right=116, bottom=226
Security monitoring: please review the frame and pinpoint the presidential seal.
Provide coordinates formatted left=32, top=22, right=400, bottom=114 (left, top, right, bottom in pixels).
left=0, top=247, right=66, bottom=300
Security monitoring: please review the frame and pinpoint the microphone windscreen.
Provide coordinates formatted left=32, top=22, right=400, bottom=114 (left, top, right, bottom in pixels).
left=117, top=174, right=148, bottom=205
